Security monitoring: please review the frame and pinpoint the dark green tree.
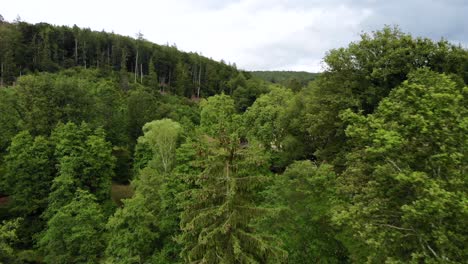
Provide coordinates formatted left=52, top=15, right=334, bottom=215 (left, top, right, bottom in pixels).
left=0, top=88, right=21, bottom=151
left=127, top=87, right=164, bottom=142
left=92, top=80, right=129, bottom=146
left=0, top=23, right=21, bottom=86
left=174, top=61, right=191, bottom=96
left=15, top=73, right=95, bottom=136
left=119, top=48, right=129, bottom=91
left=179, top=94, right=286, bottom=263
left=146, top=56, right=159, bottom=89
left=232, top=77, right=269, bottom=112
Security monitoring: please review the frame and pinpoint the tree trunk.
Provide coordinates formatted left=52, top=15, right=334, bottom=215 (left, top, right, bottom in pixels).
left=168, top=70, right=172, bottom=88
left=74, top=37, right=78, bottom=65
left=197, top=61, right=202, bottom=98
left=83, top=41, right=87, bottom=69
left=107, top=46, right=110, bottom=66
left=140, top=63, right=143, bottom=83
left=134, top=50, right=138, bottom=83
left=0, top=62, right=3, bottom=87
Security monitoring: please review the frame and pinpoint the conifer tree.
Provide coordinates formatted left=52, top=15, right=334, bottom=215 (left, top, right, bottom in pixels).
left=179, top=94, right=286, bottom=263
left=119, top=48, right=129, bottom=91
left=174, top=61, right=191, bottom=96
left=146, top=56, right=159, bottom=89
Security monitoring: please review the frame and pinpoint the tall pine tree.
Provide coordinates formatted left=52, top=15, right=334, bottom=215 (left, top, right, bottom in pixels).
left=179, top=94, right=286, bottom=263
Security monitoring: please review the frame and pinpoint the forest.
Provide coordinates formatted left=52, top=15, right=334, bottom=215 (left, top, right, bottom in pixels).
left=0, top=17, right=467, bottom=264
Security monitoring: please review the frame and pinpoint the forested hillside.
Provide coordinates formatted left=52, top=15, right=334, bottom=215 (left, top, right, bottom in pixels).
left=0, top=18, right=243, bottom=97
left=0, top=20, right=467, bottom=264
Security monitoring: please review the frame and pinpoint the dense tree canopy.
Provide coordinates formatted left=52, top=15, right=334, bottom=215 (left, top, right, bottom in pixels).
left=0, top=20, right=466, bottom=263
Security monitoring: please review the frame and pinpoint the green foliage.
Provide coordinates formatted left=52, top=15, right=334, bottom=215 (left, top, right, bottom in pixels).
left=250, top=71, right=318, bottom=89
left=0, top=218, right=20, bottom=263
left=107, top=118, right=184, bottom=263
left=106, top=194, right=157, bottom=264
left=267, top=161, right=348, bottom=263
left=2, top=132, right=54, bottom=215
left=112, top=147, right=133, bottom=184
left=1, top=21, right=467, bottom=264
left=0, top=88, right=20, bottom=151
left=43, top=159, right=77, bottom=220
left=146, top=56, right=159, bottom=89
left=106, top=168, right=161, bottom=263
left=119, top=49, right=130, bottom=91
left=0, top=21, right=22, bottom=85
left=179, top=94, right=286, bottom=263
left=174, top=61, right=192, bottom=96
left=290, top=26, right=468, bottom=167
left=180, top=137, right=286, bottom=263
left=15, top=73, right=96, bottom=136
left=200, top=93, right=238, bottom=137
left=127, top=87, right=163, bottom=141
left=138, top=119, right=182, bottom=173
left=335, top=69, right=467, bottom=262
left=39, top=190, right=106, bottom=264
left=92, top=80, right=129, bottom=146
left=243, top=86, right=301, bottom=168
left=0, top=20, right=240, bottom=97
left=51, top=122, right=115, bottom=203
left=232, top=77, right=269, bottom=112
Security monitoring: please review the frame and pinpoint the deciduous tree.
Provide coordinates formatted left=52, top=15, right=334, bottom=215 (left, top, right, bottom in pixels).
left=335, top=69, right=467, bottom=262
left=39, top=190, right=106, bottom=264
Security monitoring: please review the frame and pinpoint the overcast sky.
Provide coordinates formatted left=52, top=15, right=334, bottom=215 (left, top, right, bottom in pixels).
left=1, top=0, right=467, bottom=72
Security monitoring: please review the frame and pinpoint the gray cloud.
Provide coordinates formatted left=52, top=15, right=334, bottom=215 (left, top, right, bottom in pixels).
left=241, top=0, right=468, bottom=71
left=359, top=0, right=468, bottom=43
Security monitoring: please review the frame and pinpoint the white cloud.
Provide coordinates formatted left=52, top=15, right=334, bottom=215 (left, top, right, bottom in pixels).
left=1, top=0, right=466, bottom=72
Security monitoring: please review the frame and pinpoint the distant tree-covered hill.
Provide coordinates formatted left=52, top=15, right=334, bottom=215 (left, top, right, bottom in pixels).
left=250, top=71, right=319, bottom=90
left=0, top=19, right=241, bottom=97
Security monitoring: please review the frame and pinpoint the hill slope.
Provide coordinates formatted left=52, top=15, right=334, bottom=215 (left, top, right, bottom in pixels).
left=0, top=20, right=240, bottom=97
